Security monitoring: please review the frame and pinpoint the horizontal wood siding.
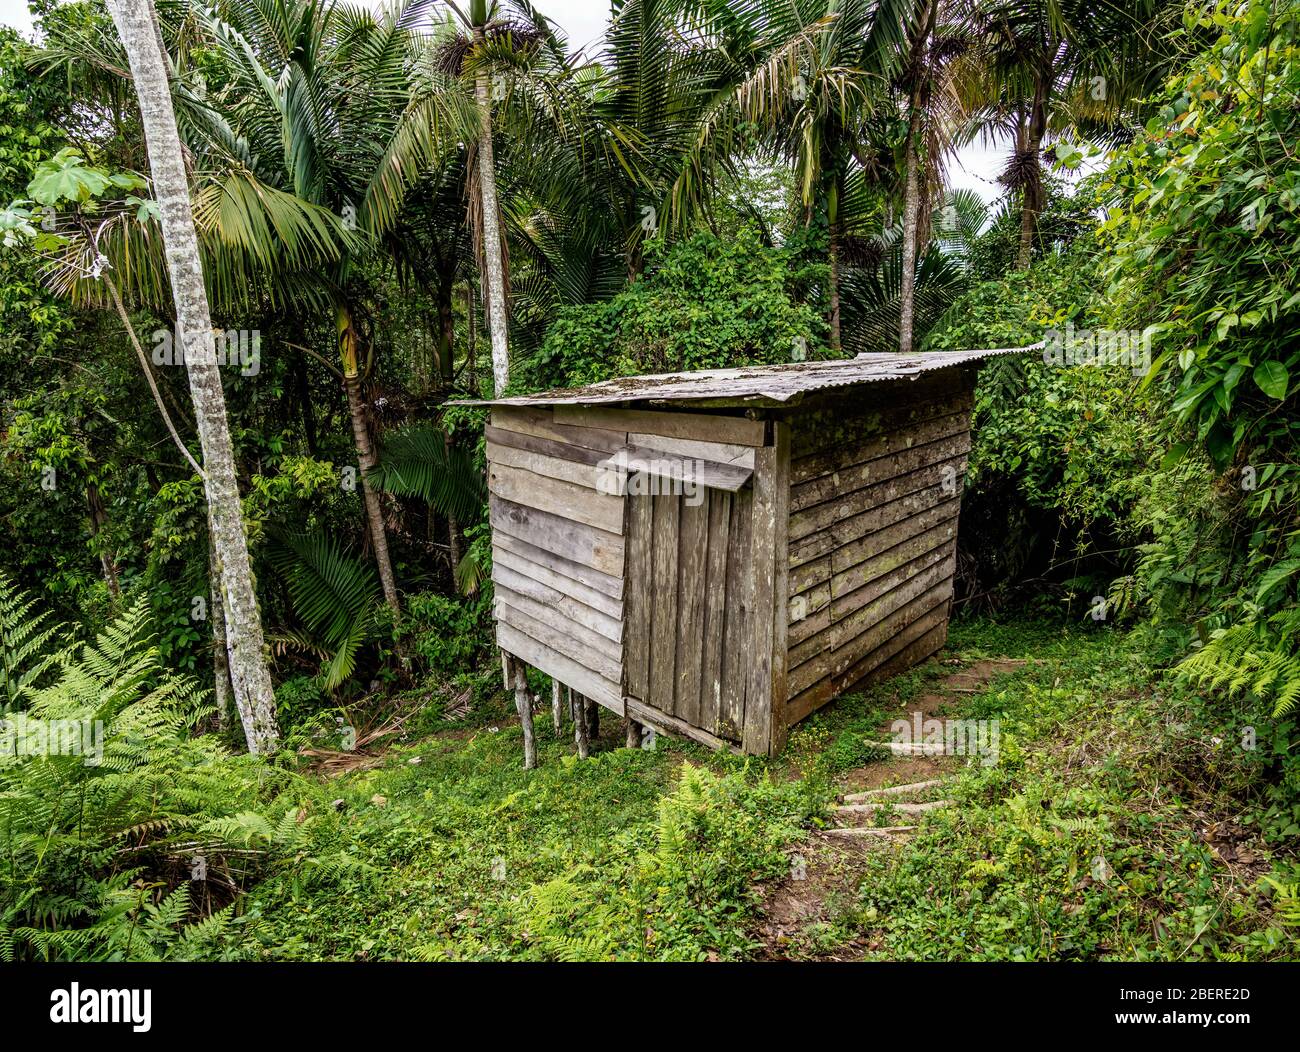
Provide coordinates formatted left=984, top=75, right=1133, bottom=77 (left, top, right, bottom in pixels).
left=488, top=409, right=628, bottom=710
left=784, top=375, right=972, bottom=725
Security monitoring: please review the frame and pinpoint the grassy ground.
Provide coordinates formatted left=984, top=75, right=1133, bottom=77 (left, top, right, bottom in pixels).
left=241, top=617, right=1299, bottom=961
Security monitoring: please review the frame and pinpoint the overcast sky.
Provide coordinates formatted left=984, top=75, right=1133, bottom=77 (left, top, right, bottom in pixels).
left=0, top=0, right=1011, bottom=203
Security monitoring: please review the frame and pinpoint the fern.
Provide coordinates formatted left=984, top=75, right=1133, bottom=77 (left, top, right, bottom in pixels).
left=269, top=531, right=379, bottom=690
left=1179, top=607, right=1300, bottom=717
left=0, top=584, right=356, bottom=960
left=0, top=571, right=64, bottom=707
left=369, top=423, right=486, bottom=524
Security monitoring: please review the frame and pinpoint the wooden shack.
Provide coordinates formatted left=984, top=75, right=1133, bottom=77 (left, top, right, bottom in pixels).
left=463, top=348, right=1030, bottom=757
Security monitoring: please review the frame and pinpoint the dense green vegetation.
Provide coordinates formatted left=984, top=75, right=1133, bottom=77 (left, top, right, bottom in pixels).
left=0, top=0, right=1297, bottom=962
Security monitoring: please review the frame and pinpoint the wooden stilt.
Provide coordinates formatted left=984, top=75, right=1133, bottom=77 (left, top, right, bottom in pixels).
left=585, top=697, right=599, bottom=741
left=572, top=691, right=590, bottom=760
left=551, top=678, right=563, bottom=736
left=625, top=717, right=641, bottom=749
left=510, top=658, right=537, bottom=770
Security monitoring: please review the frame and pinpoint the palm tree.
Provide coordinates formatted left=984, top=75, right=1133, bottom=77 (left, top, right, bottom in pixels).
left=964, top=0, right=1174, bottom=269
left=897, top=0, right=974, bottom=352
left=36, top=0, right=423, bottom=612
left=673, top=0, right=915, bottom=352
left=103, top=0, right=279, bottom=753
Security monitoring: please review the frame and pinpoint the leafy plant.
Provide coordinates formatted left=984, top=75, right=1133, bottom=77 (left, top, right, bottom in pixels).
left=269, top=532, right=381, bottom=691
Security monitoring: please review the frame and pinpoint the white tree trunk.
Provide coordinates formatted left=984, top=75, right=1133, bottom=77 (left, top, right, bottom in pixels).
left=474, top=48, right=510, bottom=397
left=899, top=107, right=922, bottom=354
left=107, top=0, right=279, bottom=753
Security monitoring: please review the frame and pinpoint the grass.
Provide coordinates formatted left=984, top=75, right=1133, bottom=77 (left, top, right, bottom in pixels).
left=235, top=616, right=1299, bottom=961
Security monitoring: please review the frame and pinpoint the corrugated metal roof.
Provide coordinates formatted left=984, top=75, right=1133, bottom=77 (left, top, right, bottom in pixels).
left=456, top=346, right=1039, bottom=410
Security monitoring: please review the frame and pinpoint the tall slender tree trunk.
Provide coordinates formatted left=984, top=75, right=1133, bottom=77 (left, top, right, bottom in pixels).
left=899, top=0, right=934, bottom=354
left=828, top=223, right=842, bottom=353
left=1017, top=70, right=1050, bottom=270
left=337, top=305, right=400, bottom=613
left=435, top=268, right=455, bottom=389
left=473, top=28, right=510, bottom=397
left=107, top=0, right=278, bottom=753
left=208, top=525, right=232, bottom=733
left=467, top=282, right=478, bottom=392
left=899, top=107, right=923, bottom=354
left=86, top=484, right=122, bottom=601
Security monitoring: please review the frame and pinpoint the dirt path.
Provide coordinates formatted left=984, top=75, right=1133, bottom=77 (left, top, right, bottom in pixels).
left=755, top=656, right=1024, bottom=960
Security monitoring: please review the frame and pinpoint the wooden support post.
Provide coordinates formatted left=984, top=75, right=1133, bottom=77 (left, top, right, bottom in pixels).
left=551, top=678, right=563, bottom=736
left=744, top=419, right=790, bottom=756
left=509, top=657, right=537, bottom=770
left=572, top=691, right=590, bottom=759
left=585, top=697, right=600, bottom=741
left=625, top=717, right=642, bottom=749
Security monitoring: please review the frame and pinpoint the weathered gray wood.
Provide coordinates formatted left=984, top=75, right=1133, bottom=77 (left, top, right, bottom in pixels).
left=598, top=446, right=753, bottom=494
left=572, top=690, right=591, bottom=759
left=551, top=678, right=563, bottom=736
left=647, top=495, right=679, bottom=716
left=585, top=696, right=600, bottom=740
left=831, top=526, right=956, bottom=615
left=790, top=470, right=958, bottom=570
left=831, top=498, right=959, bottom=577
left=492, top=545, right=621, bottom=620
left=698, top=489, right=731, bottom=734
left=625, top=697, right=741, bottom=754
left=768, top=423, right=791, bottom=755
left=494, top=595, right=622, bottom=682
left=789, top=453, right=967, bottom=542
left=793, top=512, right=955, bottom=607
left=791, top=431, right=971, bottom=514
left=674, top=495, right=708, bottom=725
left=717, top=486, right=752, bottom=742
left=786, top=609, right=949, bottom=724
left=555, top=405, right=768, bottom=446
left=484, top=423, right=609, bottom=466
left=628, top=433, right=756, bottom=470
left=789, top=371, right=970, bottom=457
left=788, top=559, right=954, bottom=695
left=831, top=568, right=954, bottom=671
left=492, top=529, right=622, bottom=599
left=790, top=498, right=958, bottom=596
left=490, top=495, right=624, bottom=577
left=792, top=581, right=952, bottom=703
left=492, top=560, right=622, bottom=642
left=509, top=657, right=538, bottom=770
left=494, top=580, right=622, bottom=669
left=497, top=622, right=623, bottom=713
left=488, top=462, right=623, bottom=534
left=487, top=441, right=599, bottom=490
left=624, top=493, right=652, bottom=702
left=788, top=545, right=953, bottom=670
left=785, top=392, right=972, bottom=473
left=743, top=423, right=787, bottom=755
left=492, top=407, right=626, bottom=453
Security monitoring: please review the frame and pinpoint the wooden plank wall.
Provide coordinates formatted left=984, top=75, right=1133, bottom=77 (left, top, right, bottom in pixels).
left=783, top=370, right=974, bottom=725
left=624, top=486, right=757, bottom=749
left=487, top=404, right=769, bottom=735
left=487, top=407, right=628, bottom=711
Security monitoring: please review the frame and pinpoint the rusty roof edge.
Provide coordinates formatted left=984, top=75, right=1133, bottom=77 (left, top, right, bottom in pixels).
left=452, top=344, right=1042, bottom=409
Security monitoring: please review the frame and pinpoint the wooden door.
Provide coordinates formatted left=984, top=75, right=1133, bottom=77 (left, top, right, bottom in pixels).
left=623, top=486, right=755, bottom=746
